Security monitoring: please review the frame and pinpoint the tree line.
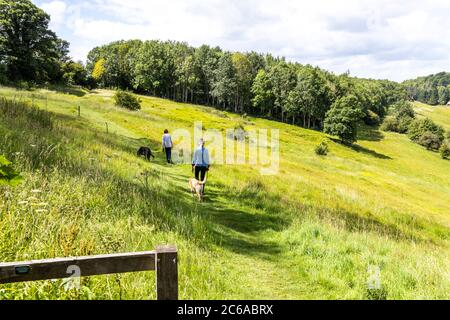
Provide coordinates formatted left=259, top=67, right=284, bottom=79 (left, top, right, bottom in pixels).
left=403, top=72, right=450, bottom=105
left=1, top=0, right=411, bottom=144
left=86, top=39, right=407, bottom=142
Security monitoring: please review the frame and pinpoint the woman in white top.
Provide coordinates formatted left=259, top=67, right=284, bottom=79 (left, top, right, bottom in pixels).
left=162, top=129, right=173, bottom=164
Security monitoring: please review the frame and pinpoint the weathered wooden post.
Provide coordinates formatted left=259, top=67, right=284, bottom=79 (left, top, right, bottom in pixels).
left=156, top=245, right=178, bottom=300
left=78, top=105, right=81, bottom=117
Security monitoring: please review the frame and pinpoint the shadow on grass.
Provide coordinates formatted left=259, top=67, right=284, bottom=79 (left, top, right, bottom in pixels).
left=45, top=85, right=87, bottom=97
left=330, top=138, right=392, bottom=160
left=358, top=126, right=385, bottom=142
left=350, top=144, right=392, bottom=160
left=304, top=203, right=448, bottom=244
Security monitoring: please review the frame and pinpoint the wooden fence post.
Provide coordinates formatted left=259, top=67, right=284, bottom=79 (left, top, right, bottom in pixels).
left=156, top=245, right=178, bottom=300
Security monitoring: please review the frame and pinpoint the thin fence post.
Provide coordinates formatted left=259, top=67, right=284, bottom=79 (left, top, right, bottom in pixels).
left=78, top=105, right=80, bottom=117
left=156, top=245, right=178, bottom=300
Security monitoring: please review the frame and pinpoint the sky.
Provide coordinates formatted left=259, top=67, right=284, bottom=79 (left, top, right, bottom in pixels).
left=33, top=0, right=450, bottom=82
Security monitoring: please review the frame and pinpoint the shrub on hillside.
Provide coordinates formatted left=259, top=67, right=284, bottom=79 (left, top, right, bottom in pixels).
left=418, top=131, right=443, bottom=151
left=114, top=90, right=141, bottom=111
left=381, top=101, right=415, bottom=133
left=380, top=116, right=398, bottom=132
left=440, top=142, right=450, bottom=159
left=16, top=81, right=33, bottom=91
left=408, top=118, right=444, bottom=145
left=315, top=141, right=329, bottom=156
left=397, top=116, right=414, bottom=134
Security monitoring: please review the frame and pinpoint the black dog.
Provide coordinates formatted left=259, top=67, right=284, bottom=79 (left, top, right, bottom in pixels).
left=137, top=147, right=155, bottom=161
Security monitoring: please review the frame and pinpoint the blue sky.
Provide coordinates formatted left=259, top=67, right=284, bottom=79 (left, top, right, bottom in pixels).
left=33, top=0, right=450, bottom=82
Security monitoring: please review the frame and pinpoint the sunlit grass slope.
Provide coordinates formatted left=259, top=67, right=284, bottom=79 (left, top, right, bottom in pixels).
left=414, top=101, right=450, bottom=131
left=0, top=86, right=449, bottom=300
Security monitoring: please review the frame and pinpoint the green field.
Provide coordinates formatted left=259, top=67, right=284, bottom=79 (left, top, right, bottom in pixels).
left=0, top=86, right=449, bottom=300
left=414, top=101, right=450, bottom=131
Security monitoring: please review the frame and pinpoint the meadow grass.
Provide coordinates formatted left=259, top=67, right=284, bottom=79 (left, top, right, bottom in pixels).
left=414, top=101, right=450, bottom=131
left=0, top=85, right=449, bottom=300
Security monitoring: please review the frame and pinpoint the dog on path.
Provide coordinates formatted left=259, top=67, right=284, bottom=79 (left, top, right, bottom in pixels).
left=137, top=147, right=155, bottom=161
left=189, top=176, right=207, bottom=202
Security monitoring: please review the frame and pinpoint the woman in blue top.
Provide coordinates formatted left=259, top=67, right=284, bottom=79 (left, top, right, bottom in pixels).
left=162, top=129, right=173, bottom=164
left=192, top=139, right=210, bottom=187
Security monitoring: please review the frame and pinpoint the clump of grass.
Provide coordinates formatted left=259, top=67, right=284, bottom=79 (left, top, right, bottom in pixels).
left=315, top=141, right=329, bottom=156
left=367, top=287, right=388, bottom=300
left=0, top=97, right=53, bottom=129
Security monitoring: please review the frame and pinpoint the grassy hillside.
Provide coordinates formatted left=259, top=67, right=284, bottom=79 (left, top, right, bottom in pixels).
left=414, top=101, right=450, bottom=131
left=0, top=86, right=449, bottom=300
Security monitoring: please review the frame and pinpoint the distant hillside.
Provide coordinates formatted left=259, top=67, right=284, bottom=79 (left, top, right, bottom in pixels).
left=403, top=72, right=450, bottom=105
left=413, top=101, right=450, bottom=131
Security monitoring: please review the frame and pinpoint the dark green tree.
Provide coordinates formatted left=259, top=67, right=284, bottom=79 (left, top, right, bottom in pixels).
left=211, top=52, right=236, bottom=109
left=0, top=0, right=69, bottom=82
left=287, top=66, right=332, bottom=128
left=133, top=40, right=175, bottom=96
left=232, top=52, right=253, bottom=113
left=437, top=86, right=448, bottom=105
left=324, top=95, right=364, bottom=144
left=251, top=69, right=275, bottom=117
left=267, top=62, right=296, bottom=122
left=61, top=61, right=87, bottom=86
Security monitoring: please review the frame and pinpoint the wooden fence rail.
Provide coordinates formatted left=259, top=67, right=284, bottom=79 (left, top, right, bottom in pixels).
left=0, top=245, right=178, bottom=300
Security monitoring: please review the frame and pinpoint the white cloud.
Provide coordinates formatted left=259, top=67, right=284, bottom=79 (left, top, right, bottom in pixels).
left=36, top=0, right=450, bottom=81
left=40, top=1, right=67, bottom=29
